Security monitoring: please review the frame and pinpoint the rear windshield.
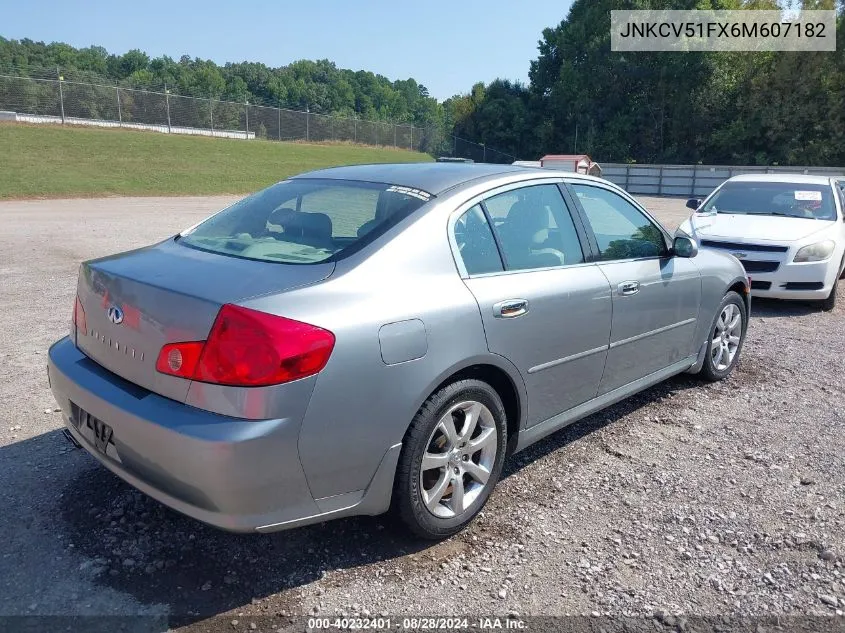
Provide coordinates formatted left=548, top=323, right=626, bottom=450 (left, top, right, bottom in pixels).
left=178, top=178, right=432, bottom=264
left=701, top=181, right=836, bottom=221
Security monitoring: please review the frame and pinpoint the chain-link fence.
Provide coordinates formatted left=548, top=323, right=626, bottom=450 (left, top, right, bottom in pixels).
left=438, top=136, right=516, bottom=164
left=0, top=72, right=438, bottom=151
left=0, top=70, right=516, bottom=163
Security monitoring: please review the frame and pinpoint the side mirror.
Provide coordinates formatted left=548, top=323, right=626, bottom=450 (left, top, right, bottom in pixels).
left=686, top=198, right=702, bottom=211
left=673, top=236, right=698, bottom=258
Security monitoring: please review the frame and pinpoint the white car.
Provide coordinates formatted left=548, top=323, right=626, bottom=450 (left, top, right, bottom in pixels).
left=677, top=174, right=845, bottom=311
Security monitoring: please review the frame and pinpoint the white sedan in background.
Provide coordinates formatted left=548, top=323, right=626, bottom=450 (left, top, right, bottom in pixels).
left=677, top=174, right=845, bottom=310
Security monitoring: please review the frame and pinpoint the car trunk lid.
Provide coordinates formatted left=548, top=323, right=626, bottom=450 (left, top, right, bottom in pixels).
left=75, top=238, right=333, bottom=402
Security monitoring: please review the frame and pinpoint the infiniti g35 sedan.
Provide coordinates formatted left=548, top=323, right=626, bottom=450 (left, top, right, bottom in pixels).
left=678, top=174, right=845, bottom=311
left=48, top=163, right=750, bottom=539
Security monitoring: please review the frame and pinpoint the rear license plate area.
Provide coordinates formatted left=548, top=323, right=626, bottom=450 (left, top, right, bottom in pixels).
left=70, top=402, right=114, bottom=455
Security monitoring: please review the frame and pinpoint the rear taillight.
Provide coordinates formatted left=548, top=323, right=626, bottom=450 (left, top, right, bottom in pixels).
left=195, top=305, right=336, bottom=386
left=73, top=295, right=87, bottom=336
left=155, top=341, right=204, bottom=379
left=155, top=304, right=335, bottom=387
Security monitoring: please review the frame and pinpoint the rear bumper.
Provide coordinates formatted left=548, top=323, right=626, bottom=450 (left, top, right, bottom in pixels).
left=48, top=337, right=397, bottom=532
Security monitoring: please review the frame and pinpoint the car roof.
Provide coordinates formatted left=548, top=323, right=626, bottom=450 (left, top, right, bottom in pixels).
left=292, top=162, right=550, bottom=195
left=727, top=173, right=836, bottom=185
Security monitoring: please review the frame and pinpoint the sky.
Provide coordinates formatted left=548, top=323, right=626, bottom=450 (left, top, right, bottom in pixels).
left=2, top=0, right=573, bottom=101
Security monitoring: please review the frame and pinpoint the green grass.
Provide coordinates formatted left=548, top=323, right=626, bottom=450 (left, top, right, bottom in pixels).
left=0, top=123, right=432, bottom=199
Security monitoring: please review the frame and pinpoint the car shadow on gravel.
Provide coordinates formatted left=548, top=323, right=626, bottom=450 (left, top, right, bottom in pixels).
left=50, top=371, right=704, bottom=627
left=502, top=372, right=705, bottom=477
left=750, top=297, right=822, bottom=318
left=55, top=445, right=429, bottom=625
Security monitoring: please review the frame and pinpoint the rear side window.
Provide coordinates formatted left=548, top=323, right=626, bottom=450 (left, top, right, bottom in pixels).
left=178, top=179, right=431, bottom=264
left=485, top=184, right=584, bottom=270
left=454, top=205, right=504, bottom=275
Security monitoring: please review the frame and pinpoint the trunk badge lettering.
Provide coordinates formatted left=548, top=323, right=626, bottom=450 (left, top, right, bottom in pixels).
left=88, top=329, right=144, bottom=362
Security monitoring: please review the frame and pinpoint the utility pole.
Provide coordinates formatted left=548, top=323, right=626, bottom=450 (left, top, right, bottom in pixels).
left=116, top=86, right=122, bottom=123
left=57, top=67, right=65, bottom=124
left=245, top=101, right=249, bottom=139
left=164, top=83, right=171, bottom=133
left=305, top=105, right=310, bottom=142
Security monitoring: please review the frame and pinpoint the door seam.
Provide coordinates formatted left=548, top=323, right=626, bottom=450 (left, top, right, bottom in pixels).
left=593, top=264, right=614, bottom=398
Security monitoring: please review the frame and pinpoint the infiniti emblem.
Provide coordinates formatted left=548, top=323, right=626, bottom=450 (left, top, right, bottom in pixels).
left=732, top=252, right=747, bottom=259
left=107, top=305, right=124, bottom=325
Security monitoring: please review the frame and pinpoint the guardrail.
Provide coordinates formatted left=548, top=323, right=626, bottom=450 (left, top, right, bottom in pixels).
left=7, top=111, right=254, bottom=139
left=601, top=163, right=845, bottom=197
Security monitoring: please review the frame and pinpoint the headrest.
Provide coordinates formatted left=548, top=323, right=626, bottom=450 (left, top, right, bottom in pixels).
left=507, top=201, right=550, bottom=245
left=269, top=209, right=332, bottom=241
left=357, top=219, right=378, bottom=238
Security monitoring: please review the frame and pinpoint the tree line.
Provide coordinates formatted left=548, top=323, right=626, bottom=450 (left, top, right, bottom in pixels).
left=450, top=0, right=845, bottom=165
left=3, top=0, right=845, bottom=165
left=0, top=37, right=445, bottom=134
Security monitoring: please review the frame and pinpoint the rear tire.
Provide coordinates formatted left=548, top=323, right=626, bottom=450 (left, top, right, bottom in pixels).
left=394, top=379, right=508, bottom=540
left=699, top=291, right=747, bottom=382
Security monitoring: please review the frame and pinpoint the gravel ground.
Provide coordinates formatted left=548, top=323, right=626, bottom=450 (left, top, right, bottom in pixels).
left=0, top=195, right=843, bottom=630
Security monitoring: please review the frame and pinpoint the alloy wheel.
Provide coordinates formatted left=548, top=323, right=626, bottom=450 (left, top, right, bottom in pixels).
left=419, top=400, right=498, bottom=519
left=711, top=303, right=742, bottom=371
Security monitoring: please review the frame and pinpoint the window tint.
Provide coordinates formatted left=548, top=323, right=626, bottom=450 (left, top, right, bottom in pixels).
left=454, top=205, right=504, bottom=275
left=299, top=187, right=380, bottom=238
left=178, top=179, right=430, bottom=264
left=484, top=191, right=528, bottom=221
left=486, top=184, right=584, bottom=271
left=571, top=184, right=667, bottom=261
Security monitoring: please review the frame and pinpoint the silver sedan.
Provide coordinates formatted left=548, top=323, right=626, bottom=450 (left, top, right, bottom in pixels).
left=48, top=163, right=750, bottom=539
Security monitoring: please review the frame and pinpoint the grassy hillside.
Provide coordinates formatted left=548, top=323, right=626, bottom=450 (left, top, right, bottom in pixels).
left=0, top=124, right=432, bottom=199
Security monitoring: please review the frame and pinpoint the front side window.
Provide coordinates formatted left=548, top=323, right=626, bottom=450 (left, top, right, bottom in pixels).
left=178, top=179, right=431, bottom=264
left=700, top=181, right=837, bottom=221
left=571, top=184, right=667, bottom=261
left=486, top=184, right=585, bottom=271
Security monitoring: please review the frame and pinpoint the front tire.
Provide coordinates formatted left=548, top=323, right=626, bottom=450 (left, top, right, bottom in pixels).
left=394, top=379, right=508, bottom=540
left=699, top=291, right=747, bottom=382
left=814, top=281, right=837, bottom=312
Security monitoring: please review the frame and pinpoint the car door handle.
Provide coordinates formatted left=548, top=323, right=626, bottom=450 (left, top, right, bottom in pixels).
left=618, top=281, right=640, bottom=296
left=493, top=299, right=529, bottom=318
